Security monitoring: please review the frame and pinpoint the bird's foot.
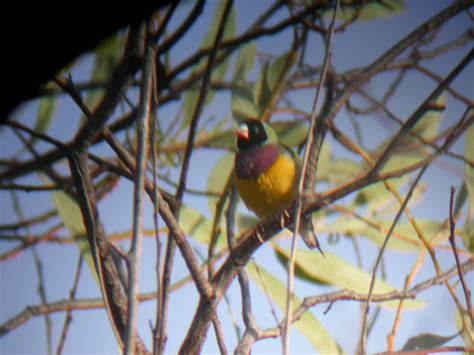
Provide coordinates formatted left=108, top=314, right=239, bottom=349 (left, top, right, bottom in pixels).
left=254, top=226, right=265, bottom=244
left=279, top=209, right=291, bottom=229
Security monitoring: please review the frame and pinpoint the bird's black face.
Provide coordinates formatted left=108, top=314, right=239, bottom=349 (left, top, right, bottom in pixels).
left=236, top=119, right=267, bottom=150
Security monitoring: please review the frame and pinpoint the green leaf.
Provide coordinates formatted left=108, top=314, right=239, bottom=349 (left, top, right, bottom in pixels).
left=233, top=41, right=256, bottom=81
left=30, top=96, right=58, bottom=146
left=203, top=128, right=236, bottom=150
left=266, top=52, right=292, bottom=93
left=274, top=120, right=308, bottom=147
left=201, top=1, right=236, bottom=50
left=325, top=0, right=405, bottom=21
left=316, top=142, right=363, bottom=185
left=354, top=179, right=398, bottom=209
left=454, top=182, right=468, bottom=216
left=209, top=3, right=236, bottom=90
left=182, top=2, right=236, bottom=127
left=87, top=35, right=123, bottom=109
left=322, top=217, right=447, bottom=251
left=236, top=214, right=259, bottom=231
left=182, top=88, right=200, bottom=128
left=178, top=205, right=227, bottom=249
left=401, top=332, right=457, bottom=351
left=42, top=177, right=97, bottom=280
left=459, top=220, right=474, bottom=253
left=231, top=81, right=259, bottom=122
left=246, top=262, right=342, bottom=353
left=464, top=118, right=474, bottom=219
left=206, top=153, right=234, bottom=213
left=411, top=95, right=446, bottom=140
left=381, top=153, right=427, bottom=175
left=273, top=244, right=425, bottom=309
left=36, top=96, right=57, bottom=134
left=253, top=51, right=294, bottom=117
left=380, top=96, right=445, bottom=173
left=253, top=61, right=271, bottom=117
left=456, top=309, right=474, bottom=347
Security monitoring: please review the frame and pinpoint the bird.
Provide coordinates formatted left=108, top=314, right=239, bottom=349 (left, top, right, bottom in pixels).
left=234, top=118, right=323, bottom=252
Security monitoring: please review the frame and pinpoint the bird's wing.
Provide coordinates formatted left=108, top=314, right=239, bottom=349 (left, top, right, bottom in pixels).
left=278, top=142, right=301, bottom=170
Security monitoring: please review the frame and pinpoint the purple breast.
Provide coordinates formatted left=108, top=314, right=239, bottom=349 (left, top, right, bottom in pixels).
left=235, top=144, right=279, bottom=179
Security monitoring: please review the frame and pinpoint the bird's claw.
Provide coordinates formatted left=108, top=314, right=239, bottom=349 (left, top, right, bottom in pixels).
left=255, top=226, right=264, bottom=244
left=279, top=209, right=290, bottom=229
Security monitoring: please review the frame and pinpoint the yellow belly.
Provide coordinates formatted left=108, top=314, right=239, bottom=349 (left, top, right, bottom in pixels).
left=235, top=154, right=297, bottom=220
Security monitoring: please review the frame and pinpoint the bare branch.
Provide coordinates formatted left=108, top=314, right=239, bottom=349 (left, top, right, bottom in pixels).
left=242, top=260, right=474, bottom=346
left=283, top=1, right=338, bottom=353
left=124, top=24, right=154, bottom=354
left=371, top=48, right=474, bottom=174
left=56, top=253, right=84, bottom=354
left=448, top=187, right=473, bottom=326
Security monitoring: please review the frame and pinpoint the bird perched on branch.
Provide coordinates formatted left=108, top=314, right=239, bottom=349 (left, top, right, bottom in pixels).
left=234, top=119, right=323, bottom=252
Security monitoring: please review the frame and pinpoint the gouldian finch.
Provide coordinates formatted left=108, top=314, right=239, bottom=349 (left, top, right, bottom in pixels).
left=234, top=119, right=322, bottom=250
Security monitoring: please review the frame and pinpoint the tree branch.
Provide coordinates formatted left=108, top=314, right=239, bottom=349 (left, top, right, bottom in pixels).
left=124, top=25, right=154, bottom=354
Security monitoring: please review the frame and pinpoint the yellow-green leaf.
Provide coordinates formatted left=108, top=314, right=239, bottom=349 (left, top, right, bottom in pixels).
left=266, top=52, right=292, bottom=94
left=182, top=2, right=236, bottom=127
left=459, top=220, right=474, bottom=252
left=273, top=244, right=425, bottom=309
left=178, top=205, right=227, bottom=249
left=247, top=262, right=342, bottom=353
left=465, top=118, right=474, bottom=219
left=275, top=120, right=308, bottom=147
left=42, top=177, right=97, bottom=281
left=236, top=214, right=259, bottom=231
left=322, top=217, right=446, bottom=251
left=206, top=153, right=234, bottom=213
left=402, top=332, right=457, bottom=351
left=87, top=35, right=123, bottom=109
left=325, top=0, right=405, bottom=21
left=232, top=82, right=259, bottom=122
left=253, top=61, right=271, bottom=117
left=36, top=96, right=57, bottom=134
left=233, top=41, right=256, bottom=81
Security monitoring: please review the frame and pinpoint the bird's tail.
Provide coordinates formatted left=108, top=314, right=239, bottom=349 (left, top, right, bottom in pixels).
left=289, top=214, right=325, bottom=256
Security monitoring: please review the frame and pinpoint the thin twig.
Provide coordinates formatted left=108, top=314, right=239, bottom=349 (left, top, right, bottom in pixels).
left=253, top=261, right=281, bottom=327
left=56, top=253, right=84, bottom=354
left=124, top=24, right=154, bottom=355
left=359, top=165, right=428, bottom=354
left=151, top=72, right=164, bottom=354
left=371, top=48, right=474, bottom=174
left=11, top=191, right=53, bottom=355
left=355, top=90, right=474, bottom=168
left=72, top=25, right=144, bottom=152
left=161, top=3, right=235, bottom=354
left=0, top=210, right=56, bottom=231
left=2, top=258, right=472, bottom=344
left=244, top=260, right=474, bottom=345
left=0, top=223, right=63, bottom=262
left=32, top=250, right=53, bottom=355
left=448, top=186, right=473, bottom=326
left=179, top=93, right=473, bottom=355
left=0, top=248, right=232, bottom=337
left=208, top=174, right=233, bottom=279
left=283, top=1, right=338, bottom=353
left=0, top=183, right=62, bottom=192
left=386, top=251, right=426, bottom=351
left=376, top=346, right=474, bottom=355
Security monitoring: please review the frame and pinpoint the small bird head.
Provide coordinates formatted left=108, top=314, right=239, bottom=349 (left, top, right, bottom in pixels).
left=235, top=119, right=277, bottom=151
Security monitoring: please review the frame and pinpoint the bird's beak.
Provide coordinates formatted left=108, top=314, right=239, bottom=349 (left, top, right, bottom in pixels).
left=236, top=126, right=249, bottom=140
